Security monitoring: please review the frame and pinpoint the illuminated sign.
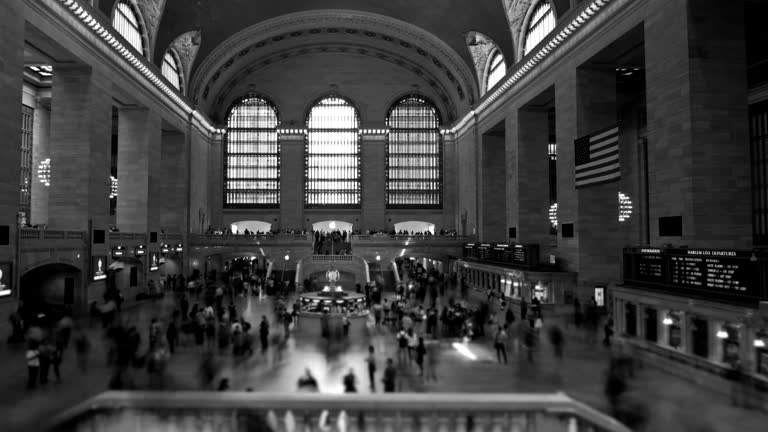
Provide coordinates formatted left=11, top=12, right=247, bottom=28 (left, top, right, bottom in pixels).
left=92, top=256, right=107, bottom=281
left=0, top=263, right=12, bottom=297
left=150, top=253, right=159, bottom=271
left=134, top=245, right=146, bottom=256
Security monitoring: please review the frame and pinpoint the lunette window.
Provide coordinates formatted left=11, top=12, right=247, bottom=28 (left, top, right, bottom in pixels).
left=112, top=1, right=145, bottom=56
left=224, top=97, right=280, bottom=208
left=305, top=97, right=361, bottom=208
left=523, top=1, right=556, bottom=56
left=162, top=50, right=183, bottom=92
left=486, top=51, right=506, bottom=91
left=386, top=96, right=442, bottom=208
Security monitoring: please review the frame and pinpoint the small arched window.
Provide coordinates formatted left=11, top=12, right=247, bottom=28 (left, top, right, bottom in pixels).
left=523, top=1, right=556, bottom=56
left=386, top=96, right=442, bottom=208
left=486, top=50, right=506, bottom=91
left=112, top=1, right=146, bottom=56
left=305, top=97, right=361, bottom=208
left=224, top=96, right=280, bottom=208
left=162, top=50, right=183, bottom=92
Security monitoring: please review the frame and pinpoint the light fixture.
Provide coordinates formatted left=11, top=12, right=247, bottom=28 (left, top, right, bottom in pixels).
left=755, top=338, right=766, bottom=348
left=376, top=254, right=381, bottom=261
left=160, top=243, right=171, bottom=254
left=134, top=245, right=146, bottom=256
left=175, top=243, right=183, bottom=253
left=284, top=254, right=290, bottom=261
left=110, top=176, right=118, bottom=198
left=549, top=203, right=558, bottom=228
left=662, top=315, right=674, bottom=326
left=619, top=192, right=633, bottom=222
left=37, top=158, right=51, bottom=187
left=112, top=245, right=126, bottom=258
left=716, top=327, right=729, bottom=339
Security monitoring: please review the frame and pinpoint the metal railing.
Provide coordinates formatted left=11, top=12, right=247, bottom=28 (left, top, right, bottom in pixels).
left=49, top=392, right=631, bottom=432
left=190, top=233, right=313, bottom=246
left=19, top=228, right=85, bottom=241
left=108, top=232, right=147, bottom=241
left=352, top=234, right=473, bottom=242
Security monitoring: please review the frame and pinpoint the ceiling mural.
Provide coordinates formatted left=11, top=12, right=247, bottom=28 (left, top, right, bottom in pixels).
left=134, top=0, right=166, bottom=58
left=168, top=30, right=201, bottom=93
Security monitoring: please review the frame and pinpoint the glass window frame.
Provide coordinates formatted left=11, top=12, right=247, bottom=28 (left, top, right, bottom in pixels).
left=486, top=51, right=506, bottom=91
left=523, top=1, right=556, bottom=56
left=385, top=95, right=443, bottom=209
left=304, top=96, right=362, bottom=209
left=224, top=95, right=281, bottom=209
left=112, top=1, right=146, bottom=57
left=162, top=49, right=183, bottom=93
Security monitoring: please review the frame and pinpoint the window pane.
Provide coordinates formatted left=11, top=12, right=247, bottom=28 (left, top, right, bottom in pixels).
left=386, top=96, right=442, bottom=208
left=113, top=1, right=144, bottom=55
left=524, top=1, right=556, bottom=56
left=305, top=97, right=361, bottom=208
left=224, top=97, right=280, bottom=208
left=486, top=51, right=506, bottom=90
left=20, top=105, right=33, bottom=207
left=162, top=52, right=181, bottom=91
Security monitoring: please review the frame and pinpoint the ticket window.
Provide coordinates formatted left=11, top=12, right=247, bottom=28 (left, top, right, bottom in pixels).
left=756, top=332, right=768, bottom=377
left=719, top=324, right=740, bottom=365
left=644, top=308, right=658, bottom=342
left=625, top=303, right=637, bottom=337
left=664, top=312, right=683, bottom=349
left=532, top=282, right=550, bottom=303
left=691, top=318, right=709, bottom=359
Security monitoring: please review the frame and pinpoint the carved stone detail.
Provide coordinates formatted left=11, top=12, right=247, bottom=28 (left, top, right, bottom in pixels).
left=503, top=0, right=534, bottom=57
left=170, top=30, right=202, bottom=89
left=465, top=31, right=500, bottom=94
left=135, top=0, right=166, bottom=58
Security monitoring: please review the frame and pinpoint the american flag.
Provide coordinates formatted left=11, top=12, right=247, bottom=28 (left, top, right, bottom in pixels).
left=574, top=124, right=620, bottom=188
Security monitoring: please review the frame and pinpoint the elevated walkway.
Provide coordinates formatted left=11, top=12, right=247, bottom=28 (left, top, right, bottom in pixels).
left=49, top=391, right=631, bottom=432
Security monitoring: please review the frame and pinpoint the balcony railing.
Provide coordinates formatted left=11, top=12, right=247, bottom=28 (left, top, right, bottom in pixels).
left=19, top=228, right=85, bottom=241
left=352, top=234, right=474, bottom=243
left=108, top=232, right=147, bottom=241
left=49, top=392, right=630, bottom=432
left=190, top=233, right=313, bottom=246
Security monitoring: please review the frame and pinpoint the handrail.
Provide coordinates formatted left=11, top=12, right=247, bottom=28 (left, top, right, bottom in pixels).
left=190, top=234, right=312, bottom=244
left=49, top=391, right=631, bottom=432
left=352, top=234, right=473, bottom=242
left=19, top=229, right=86, bottom=241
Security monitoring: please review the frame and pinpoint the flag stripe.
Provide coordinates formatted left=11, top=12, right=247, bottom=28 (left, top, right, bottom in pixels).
left=575, top=151, right=618, bottom=172
left=576, top=173, right=621, bottom=189
left=574, top=124, right=620, bottom=188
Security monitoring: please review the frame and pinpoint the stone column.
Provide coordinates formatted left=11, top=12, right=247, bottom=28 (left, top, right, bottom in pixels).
left=555, top=68, right=579, bottom=272
left=361, top=132, right=386, bottom=230
left=0, top=0, right=23, bottom=327
left=508, top=107, right=550, bottom=245
left=48, top=65, right=112, bottom=231
left=30, top=98, right=51, bottom=226
left=116, top=107, right=162, bottom=233
left=645, top=0, right=750, bottom=248
left=278, top=133, right=305, bottom=230
left=574, top=67, right=622, bottom=288
left=159, top=130, right=187, bottom=233
left=480, top=131, right=507, bottom=242
left=456, top=127, right=479, bottom=236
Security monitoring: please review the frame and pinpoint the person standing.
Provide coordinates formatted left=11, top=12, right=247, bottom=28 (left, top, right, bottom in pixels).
left=424, top=340, right=439, bottom=382
left=494, top=325, right=509, bottom=365
left=382, top=358, right=397, bottom=393
left=366, top=345, right=377, bottom=392
left=343, top=368, right=357, bottom=393
left=26, top=342, right=40, bottom=389
left=520, top=298, right=528, bottom=321
left=166, top=319, right=178, bottom=354
left=38, top=340, right=52, bottom=385
left=415, top=337, right=427, bottom=377
left=259, top=316, right=270, bottom=354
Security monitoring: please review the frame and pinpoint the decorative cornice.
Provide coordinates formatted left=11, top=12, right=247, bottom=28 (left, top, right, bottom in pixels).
left=190, top=10, right=478, bottom=110
left=52, top=0, right=217, bottom=134
left=449, top=0, right=613, bottom=135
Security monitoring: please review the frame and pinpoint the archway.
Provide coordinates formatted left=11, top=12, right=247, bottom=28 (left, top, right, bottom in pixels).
left=20, top=263, right=83, bottom=318
left=312, top=220, right=353, bottom=233
left=231, top=220, right=272, bottom=234
left=394, top=221, right=435, bottom=234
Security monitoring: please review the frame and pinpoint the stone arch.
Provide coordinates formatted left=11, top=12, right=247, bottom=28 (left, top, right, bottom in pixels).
left=465, top=31, right=507, bottom=94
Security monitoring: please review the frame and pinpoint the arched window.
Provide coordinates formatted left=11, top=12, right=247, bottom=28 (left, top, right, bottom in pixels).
left=486, top=50, right=506, bottom=91
left=162, top=50, right=183, bottom=93
left=305, top=97, right=361, bottom=208
left=386, top=96, right=442, bottom=208
left=523, top=1, right=556, bottom=56
left=112, top=1, right=146, bottom=56
left=224, top=96, right=280, bottom=208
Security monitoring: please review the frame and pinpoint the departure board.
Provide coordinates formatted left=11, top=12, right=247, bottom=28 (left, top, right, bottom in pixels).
left=668, top=249, right=759, bottom=297
left=513, top=245, right=528, bottom=265
left=624, top=247, right=762, bottom=301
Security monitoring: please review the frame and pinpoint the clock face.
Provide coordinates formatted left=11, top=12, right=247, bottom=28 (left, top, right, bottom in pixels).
left=326, top=268, right=340, bottom=283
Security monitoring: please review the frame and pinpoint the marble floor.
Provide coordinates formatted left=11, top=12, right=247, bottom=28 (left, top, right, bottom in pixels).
left=1, top=287, right=766, bottom=432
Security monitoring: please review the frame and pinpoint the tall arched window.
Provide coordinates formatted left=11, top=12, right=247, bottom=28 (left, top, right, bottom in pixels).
left=112, top=1, right=146, bottom=56
left=305, top=97, right=361, bottom=208
left=386, top=96, right=442, bottom=208
left=162, top=49, right=183, bottom=93
left=486, top=50, right=506, bottom=91
left=523, top=1, right=556, bottom=56
left=224, top=96, right=280, bottom=208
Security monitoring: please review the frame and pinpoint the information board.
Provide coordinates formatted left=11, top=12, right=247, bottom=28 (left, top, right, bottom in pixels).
left=668, top=249, right=758, bottom=297
left=634, top=248, right=666, bottom=284
left=512, top=246, right=528, bottom=265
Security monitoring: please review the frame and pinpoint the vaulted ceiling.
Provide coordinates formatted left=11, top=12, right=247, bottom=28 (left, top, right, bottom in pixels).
left=97, top=0, right=573, bottom=123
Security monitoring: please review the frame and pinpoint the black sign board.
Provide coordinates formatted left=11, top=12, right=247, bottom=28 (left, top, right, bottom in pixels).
left=512, top=245, right=528, bottom=265
left=624, top=248, right=763, bottom=303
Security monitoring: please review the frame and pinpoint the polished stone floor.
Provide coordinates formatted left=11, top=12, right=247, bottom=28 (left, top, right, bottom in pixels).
left=1, top=286, right=766, bottom=432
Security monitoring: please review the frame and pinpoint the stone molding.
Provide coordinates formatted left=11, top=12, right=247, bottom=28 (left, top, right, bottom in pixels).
left=169, top=30, right=201, bottom=95
left=465, top=31, right=503, bottom=95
